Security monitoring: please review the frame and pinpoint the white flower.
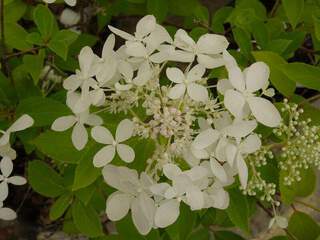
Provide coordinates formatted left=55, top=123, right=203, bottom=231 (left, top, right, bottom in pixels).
left=51, top=94, right=103, bottom=150
left=59, top=9, right=80, bottom=27
left=151, top=164, right=208, bottom=228
left=103, top=165, right=155, bottom=235
left=203, top=181, right=230, bottom=209
left=91, top=119, right=135, bottom=167
left=0, top=157, right=26, bottom=201
left=166, top=64, right=208, bottom=102
left=0, top=114, right=34, bottom=147
left=219, top=51, right=281, bottom=127
left=172, top=29, right=229, bottom=68
left=0, top=201, right=16, bottom=221
left=269, top=216, right=288, bottom=229
left=42, top=0, right=76, bottom=7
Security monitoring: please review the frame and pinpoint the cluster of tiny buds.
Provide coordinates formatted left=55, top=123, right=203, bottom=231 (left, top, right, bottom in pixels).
left=250, top=147, right=274, bottom=167
left=273, top=100, right=320, bottom=185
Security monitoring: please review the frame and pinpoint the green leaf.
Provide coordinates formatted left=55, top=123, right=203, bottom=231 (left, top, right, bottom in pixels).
left=22, top=50, right=45, bottom=84
left=4, top=0, right=26, bottom=23
left=16, top=97, right=71, bottom=127
left=147, top=0, right=168, bottom=22
left=280, top=168, right=316, bottom=204
left=0, top=71, right=16, bottom=105
left=193, top=4, right=209, bottom=24
left=282, top=0, right=304, bottom=29
left=50, top=192, right=73, bottom=221
left=211, top=6, right=233, bottom=33
left=264, top=39, right=292, bottom=56
left=28, top=160, right=66, bottom=197
left=251, top=21, right=269, bottom=49
left=232, top=27, right=252, bottom=58
left=26, top=32, right=43, bottom=46
left=127, top=139, right=155, bottom=172
left=288, top=211, right=320, bottom=240
left=314, top=15, right=320, bottom=41
left=268, top=237, right=288, bottom=240
left=4, top=22, right=32, bottom=50
left=72, top=200, right=103, bottom=237
left=33, top=4, right=58, bottom=40
left=214, top=231, right=245, bottom=240
left=73, top=143, right=101, bottom=190
left=74, top=184, right=95, bottom=205
left=252, top=51, right=295, bottom=96
left=33, top=130, right=83, bottom=164
left=226, top=188, right=249, bottom=233
left=48, top=30, right=79, bottom=60
left=283, top=63, right=320, bottom=91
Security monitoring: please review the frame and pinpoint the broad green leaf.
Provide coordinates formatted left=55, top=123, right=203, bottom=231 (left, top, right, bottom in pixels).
left=33, top=5, right=58, bottom=40
left=4, top=0, right=26, bottom=23
left=28, top=160, right=66, bottom=197
left=251, top=21, right=269, bottom=49
left=48, top=30, right=79, bottom=60
left=50, top=192, right=73, bottom=221
left=147, top=0, right=168, bottom=22
left=291, top=94, right=320, bottom=125
left=264, top=39, right=292, bottom=56
left=193, top=4, right=209, bottom=24
left=252, top=51, right=295, bottom=96
left=226, top=188, right=249, bottom=233
left=211, top=6, right=233, bottom=33
left=0, top=71, right=16, bottom=105
left=22, top=50, right=45, bottom=84
left=127, top=139, right=155, bottom=172
left=72, top=200, right=103, bottom=237
left=74, top=184, right=95, bottom=205
left=26, top=32, right=43, bottom=46
left=283, top=63, right=320, bottom=91
left=232, top=27, right=252, bottom=58
left=268, top=237, right=288, bottom=240
left=288, top=211, right=320, bottom=240
left=169, top=0, right=200, bottom=17
left=214, top=231, right=245, bottom=240
left=282, top=0, right=304, bottom=29
left=314, top=15, right=320, bottom=41
left=72, top=143, right=101, bottom=190
left=190, top=27, right=208, bottom=40
left=4, top=22, right=32, bottom=50
left=33, top=130, right=83, bottom=164
left=187, top=227, right=210, bottom=240
left=16, top=97, right=71, bottom=127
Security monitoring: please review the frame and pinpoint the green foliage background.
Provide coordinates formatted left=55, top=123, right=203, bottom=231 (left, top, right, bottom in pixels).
left=1, top=0, right=320, bottom=239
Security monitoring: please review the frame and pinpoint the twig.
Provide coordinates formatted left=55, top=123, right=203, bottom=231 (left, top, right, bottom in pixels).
left=269, top=0, right=280, bottom=17
left=298, top=94, right=320, bottom=106
left=0, top=0, right=9, bottom=76
left=4, top=46, right=44, bottom=60
left=295, top=199, right=320, bottom=213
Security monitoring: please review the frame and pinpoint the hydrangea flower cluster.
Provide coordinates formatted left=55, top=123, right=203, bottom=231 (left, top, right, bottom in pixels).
left=0, top=115, right=34, bottom=220
left=51, top=15, right=284, bottom=235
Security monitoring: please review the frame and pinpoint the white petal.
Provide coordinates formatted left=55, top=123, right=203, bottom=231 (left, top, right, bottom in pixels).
left=106, top=192, right=132, bottom=221
left=174, top=29, right=195, bottom=52
left=154, top=199, right=180, bottom=228
left=187, top=64, right=205, bottom=82
left=79, top=47, right=98, bottom=77
left=225, top=143, right=237, bottom=166
left=0, top=133, right=10, bottom=146
left=163, top=164, right=182, bottom=180
left=8, top=176, right=26, bottom=185
left=125, top=41, right=148, bottom=58
left=8, top=115, right=34, bottom=132
left=150, top=183, right=170, bottom=196
left=86, top=114, right=103, bottom=126
left=118, top=60, right=134, bottom=81
left=51, top=116, right=76, bottom=132
left=275, top=216, right=288, bottom=229
left=247, top=96, right=281, bottom=127
left=102, top=34, right=116, bottom=59
left=71, top=123, right=88, bottom=150
left=168, top=84, right=186, bottom=99
left=192, top=128, right=220, bottom=150
left=224, top=90, right=246, bottom=118
left=133, top=62, right=153, bottom=86
left=116, top=119, right=134, bottom=142
left=236, top=154, right=248, bottom=189
left=223, top=120, right=257, bottom=138
left=217, top=79, right=233, bottom=95
left=1, top=157, right=13, bottom=177
left=226, top=64, right=246, bottom=92
left=190, top=146, right=209, bottom=159
left=117, top=144, right=135, bottom=163
left=166, top=67, right=184, bottom=83
left=108, top=25, right=135, bottom=41
left=210, top=158, right=228, bottom=183
left=186, top=186, right=204, bottom=210
left=240, top=134, right=261, bottom=154
left=197, top=54, right=225, bottom=69
left=187, top=83, right=208, bottom=102
left=63, top=75, right=81, bottom=91
left=0, top=182, right=8, bottom=201
left=245, top=62, right=270, bottom=93
left=65, top=0, right=76, bottom=6
left=197, top=34, right=229, bottom=54
left=136, top=15, right=156, bottom=39
left=91, top=126, right=114, bottom=144
left=0, top=207, right=16, bottom=220
left=93, top=145, right=116, bottom=167
left=131, top=193, right=155, bottom=235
